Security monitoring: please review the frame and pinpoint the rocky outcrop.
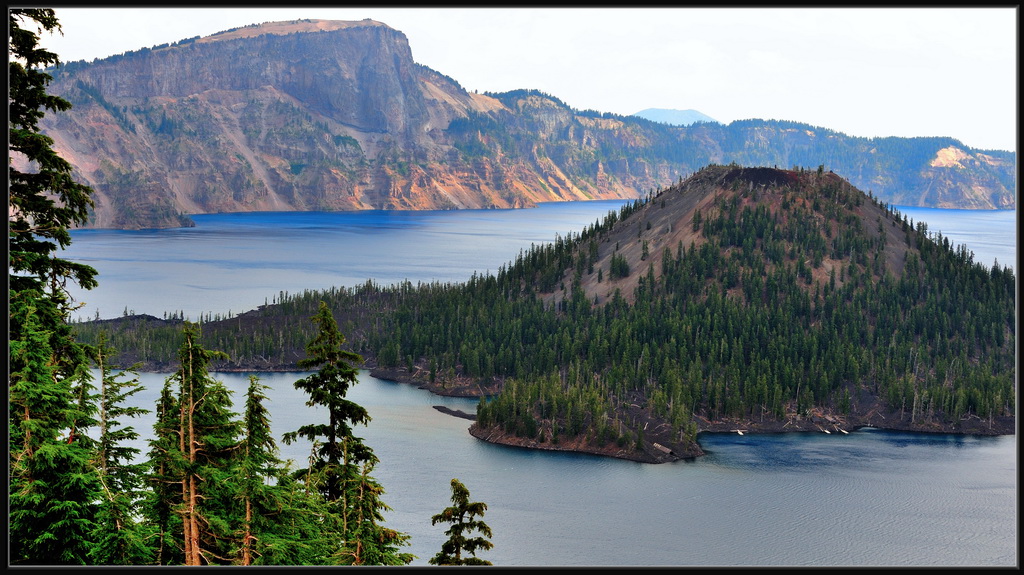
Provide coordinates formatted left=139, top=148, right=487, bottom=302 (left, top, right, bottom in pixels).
left=31, top=19, right=1016, bottom=230
left=467, top=422, right=703, bottom=464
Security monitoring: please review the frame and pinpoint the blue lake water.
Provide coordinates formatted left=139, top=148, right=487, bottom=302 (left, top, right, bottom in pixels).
left=64, top=203, right=1016, bottom=323
left=65, top=201, right=633, bottom=321
left=113, top=370, right=1016, bottom=567
left=68, top=201, right=1016, bottom=566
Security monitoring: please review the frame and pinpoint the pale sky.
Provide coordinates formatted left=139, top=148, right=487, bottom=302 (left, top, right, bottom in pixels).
left=28, top=6, right=1020, bottom=152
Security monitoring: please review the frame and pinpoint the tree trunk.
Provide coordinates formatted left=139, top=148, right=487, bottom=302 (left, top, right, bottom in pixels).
left=241, top=498, right=253, bottom=566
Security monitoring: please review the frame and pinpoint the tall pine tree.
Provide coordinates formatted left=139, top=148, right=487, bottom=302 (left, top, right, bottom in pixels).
left=144, top=376, right=185, bottom=565
left=88, top=333, right=155, bottom=565
left=234, top=374, right=333, bottom=565
left=283, top=301, right=412, bottom=565
left=154, top=323, right=240, bottom=565
left=9, top=9, right=102, bottom=565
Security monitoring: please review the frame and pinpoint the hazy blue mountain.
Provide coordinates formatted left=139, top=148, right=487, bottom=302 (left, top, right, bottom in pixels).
left=632, top=108, right=719, bottom=126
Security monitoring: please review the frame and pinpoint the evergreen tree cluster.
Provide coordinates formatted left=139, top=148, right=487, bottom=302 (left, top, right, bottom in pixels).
left=10, top=8, right=103, bottom=564
left=16, top=314, right=419, bottom=565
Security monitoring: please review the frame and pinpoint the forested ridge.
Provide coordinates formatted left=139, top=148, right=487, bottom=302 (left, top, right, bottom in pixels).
left=73, top=164, right=1017, bottom=463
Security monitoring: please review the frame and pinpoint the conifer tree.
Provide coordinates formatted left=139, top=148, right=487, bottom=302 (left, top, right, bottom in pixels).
left=252, top=470, right=332, bottom=565
left=88, top=333, right=155, bottom=565
left=336, top=459, right=415, bottom=566
left=9, top=8, right=97, bottom=298
left=283, top=301, right=412, bottom=564
left=9, top=293, right=101, bottom=564
left=235, top=375, right=277, bottom=565
left=158, top=323, right=240, bottom=565
left=9, top=11, right=103, bottom=563
left=234, top=374, right=335, bottom=566
left=429, top=478, right=494, bottom=566
left=145, top=377, right=185, bottom=564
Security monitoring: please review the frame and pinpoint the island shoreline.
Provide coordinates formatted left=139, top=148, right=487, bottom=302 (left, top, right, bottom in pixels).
left=372, top=365, right=1015, bottom=464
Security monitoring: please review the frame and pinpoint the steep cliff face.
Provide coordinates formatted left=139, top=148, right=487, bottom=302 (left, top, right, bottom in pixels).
left=32, top=19, right=1016, bottom=229
left=44, top=19, right=553, bottom=228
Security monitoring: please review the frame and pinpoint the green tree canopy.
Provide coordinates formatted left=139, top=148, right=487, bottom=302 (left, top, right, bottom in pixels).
left=8, top=9, right=103, bottom=564
left=283, top=301, right=412, bottom=565
left=429, top=478, right=494, bottom=566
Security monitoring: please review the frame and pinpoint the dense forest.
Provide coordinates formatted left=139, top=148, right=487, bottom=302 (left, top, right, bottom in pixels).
left=73, top=164, right=1017, bottom=463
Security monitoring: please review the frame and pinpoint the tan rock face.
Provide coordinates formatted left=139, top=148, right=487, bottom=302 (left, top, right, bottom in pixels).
left=930, top=146, right=971, bottom=168
left=37, top=20, right=651, bottom=229
left=30, top=20, right=1016, bottom=230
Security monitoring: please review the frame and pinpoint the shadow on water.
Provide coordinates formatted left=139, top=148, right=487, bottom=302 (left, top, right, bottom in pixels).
left=694, top=427, right=1004, bottom=473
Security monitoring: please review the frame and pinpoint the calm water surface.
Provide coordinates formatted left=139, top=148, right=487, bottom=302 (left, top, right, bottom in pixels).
left=65, top=203, right=1015, bottom=322
left=65, top=201, right=632, bottom=321
left=69, top=201, right=1016, bottom=566
left=114, top=370, right=1015, bottom=567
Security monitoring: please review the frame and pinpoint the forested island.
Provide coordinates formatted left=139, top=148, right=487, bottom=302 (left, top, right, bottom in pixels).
left=74, top=164, right=1017, bottom=463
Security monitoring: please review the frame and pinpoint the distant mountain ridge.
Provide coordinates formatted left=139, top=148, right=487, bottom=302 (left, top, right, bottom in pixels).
left=632, top=108, right=718, bottom=126
left=29, top=19, right=1017, bottom=229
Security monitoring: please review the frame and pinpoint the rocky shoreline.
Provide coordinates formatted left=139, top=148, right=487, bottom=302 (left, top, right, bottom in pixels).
left=373, top=365, right=1015, bottom=464
left=462, top=411, right=1015, bottom=465
left=466, top=423, right=692, bottom=464
left=368, top=365, right=503, bottom=397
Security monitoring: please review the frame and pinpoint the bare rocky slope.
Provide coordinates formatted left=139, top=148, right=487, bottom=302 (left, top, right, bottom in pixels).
left=24, top=19, right=1017, bottom=230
